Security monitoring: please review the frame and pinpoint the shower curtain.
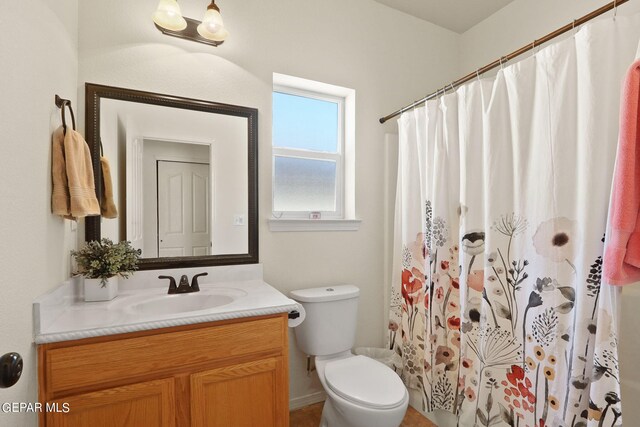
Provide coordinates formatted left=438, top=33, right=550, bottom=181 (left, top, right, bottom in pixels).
left=389, top=15, right=640, bottom=427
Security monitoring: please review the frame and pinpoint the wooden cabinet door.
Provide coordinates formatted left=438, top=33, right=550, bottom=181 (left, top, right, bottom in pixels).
left=46, top=378, right=175, bottom=427
left=190, top=357, right=288, bottom=427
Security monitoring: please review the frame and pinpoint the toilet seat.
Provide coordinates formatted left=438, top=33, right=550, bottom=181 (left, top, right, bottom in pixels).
left=324, top=355, right=407, bottom=410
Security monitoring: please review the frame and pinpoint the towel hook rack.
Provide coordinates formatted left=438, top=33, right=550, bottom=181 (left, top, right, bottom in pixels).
left=55, top=95, right=76, bottom=135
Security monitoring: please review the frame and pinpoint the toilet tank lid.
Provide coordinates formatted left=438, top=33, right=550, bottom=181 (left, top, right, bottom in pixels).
left=290, top=285, right=359, bottom=303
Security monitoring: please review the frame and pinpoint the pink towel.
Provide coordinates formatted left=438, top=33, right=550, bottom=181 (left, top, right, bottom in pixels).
left=604, top=59, right=640, bottom=285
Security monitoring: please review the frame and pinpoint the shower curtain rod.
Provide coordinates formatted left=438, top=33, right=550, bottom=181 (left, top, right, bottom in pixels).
left=379, top=0, right=629, bottom=124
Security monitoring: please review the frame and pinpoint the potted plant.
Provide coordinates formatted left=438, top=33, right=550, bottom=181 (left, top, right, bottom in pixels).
left=72, top=239, right=141, bottom=302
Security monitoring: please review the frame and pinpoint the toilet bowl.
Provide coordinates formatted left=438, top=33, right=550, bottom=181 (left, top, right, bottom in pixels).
left=290, top=285, right=409, bottom=427
left=316, top=352, right=408, bottom=427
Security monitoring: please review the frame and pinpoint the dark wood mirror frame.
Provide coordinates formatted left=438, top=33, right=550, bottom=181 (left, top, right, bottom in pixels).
left=85, top=83, right=258, bottom=270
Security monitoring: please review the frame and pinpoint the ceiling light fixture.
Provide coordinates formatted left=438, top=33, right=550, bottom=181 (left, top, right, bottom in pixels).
left=152, top=0, right=228, bottom=47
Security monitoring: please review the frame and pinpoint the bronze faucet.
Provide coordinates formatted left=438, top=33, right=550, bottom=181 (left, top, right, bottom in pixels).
left=159, top=272, right=208, bottom=294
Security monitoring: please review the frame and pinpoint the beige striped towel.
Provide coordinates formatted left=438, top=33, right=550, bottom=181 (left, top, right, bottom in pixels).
left=51, top=126, right=100, bottom=219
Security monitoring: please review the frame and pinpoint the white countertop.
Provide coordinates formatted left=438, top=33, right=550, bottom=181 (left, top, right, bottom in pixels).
left=34, top=279, right=300, bottom=344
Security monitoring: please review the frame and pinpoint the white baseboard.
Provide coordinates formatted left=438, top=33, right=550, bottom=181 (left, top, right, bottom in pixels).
left=289, top=391, right=326, bottom=410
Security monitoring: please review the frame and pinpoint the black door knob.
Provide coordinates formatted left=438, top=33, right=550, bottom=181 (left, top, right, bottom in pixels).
left=0, top=352, right=22, bottom=389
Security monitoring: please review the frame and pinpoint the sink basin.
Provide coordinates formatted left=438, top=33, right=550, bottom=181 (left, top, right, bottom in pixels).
left=123, top=288, right=247, bottom=317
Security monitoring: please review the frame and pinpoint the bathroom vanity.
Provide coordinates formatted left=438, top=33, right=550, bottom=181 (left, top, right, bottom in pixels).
left=38, top=314, right=288, bottom=427
left=34, top=273, right=298, bottom=427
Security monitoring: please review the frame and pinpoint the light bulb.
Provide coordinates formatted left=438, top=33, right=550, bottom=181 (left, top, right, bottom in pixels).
left=197, top=25, right=229, bottom=42
left=197, top=2, right=229, bottom=42
left=153, top=0, right=187, bottom=31
left=200, top=9, right=224, bottom=34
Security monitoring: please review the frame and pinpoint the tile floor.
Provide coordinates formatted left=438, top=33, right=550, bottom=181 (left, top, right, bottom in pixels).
left=289, top=402, right=437, bottom=427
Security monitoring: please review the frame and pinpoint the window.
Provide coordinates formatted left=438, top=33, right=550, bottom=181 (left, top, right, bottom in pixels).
left=272, top=89, right=343, bottom=217
left=271, top=74, right=358, bottom=231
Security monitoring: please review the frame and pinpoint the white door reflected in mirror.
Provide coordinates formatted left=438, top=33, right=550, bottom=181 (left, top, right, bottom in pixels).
left=157, top=161, right=211, bottom=258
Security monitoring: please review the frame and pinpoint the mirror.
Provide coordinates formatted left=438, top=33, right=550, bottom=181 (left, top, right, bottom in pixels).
left=85, top=83, right=258, bottom=270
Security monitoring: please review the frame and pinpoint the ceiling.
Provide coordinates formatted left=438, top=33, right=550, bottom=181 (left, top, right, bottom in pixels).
left=373, top=0, right=514, bottom=33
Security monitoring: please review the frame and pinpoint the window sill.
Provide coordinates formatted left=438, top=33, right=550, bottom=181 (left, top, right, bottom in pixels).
left=268, top=218, right=362, bottom=232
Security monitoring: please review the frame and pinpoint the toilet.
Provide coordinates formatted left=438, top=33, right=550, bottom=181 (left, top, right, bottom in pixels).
left=290, top=285, right=409, bottom=427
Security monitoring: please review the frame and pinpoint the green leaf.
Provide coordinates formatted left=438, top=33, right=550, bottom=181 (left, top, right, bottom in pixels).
left=72, top=239, right=140, bottom=279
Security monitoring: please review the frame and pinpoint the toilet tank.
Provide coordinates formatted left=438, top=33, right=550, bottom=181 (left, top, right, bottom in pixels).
left=290, top=285, right=360, bottom=357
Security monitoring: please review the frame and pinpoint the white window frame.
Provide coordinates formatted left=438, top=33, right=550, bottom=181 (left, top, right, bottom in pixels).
left=272, top=85, right=345, bottom=220
left=270, top=73, right=359, bottom=232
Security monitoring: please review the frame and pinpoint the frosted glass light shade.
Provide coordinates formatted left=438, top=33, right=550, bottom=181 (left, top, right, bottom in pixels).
left=153, top=0, right=187, bottom=31
left=197, top=8, right=229, bottom=41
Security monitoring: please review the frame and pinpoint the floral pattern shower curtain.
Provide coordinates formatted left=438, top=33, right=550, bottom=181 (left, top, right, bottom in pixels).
left=389, top=15, right=640, bottom=427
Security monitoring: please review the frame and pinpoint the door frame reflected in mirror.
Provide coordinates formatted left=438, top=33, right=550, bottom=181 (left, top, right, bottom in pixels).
left=85, top=83, right=258, bottom=270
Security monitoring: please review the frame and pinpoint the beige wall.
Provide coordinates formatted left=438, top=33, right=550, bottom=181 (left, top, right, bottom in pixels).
left=77, top=0, right=460, bottom=406
left=0, top=1, right=78, bottom=426
left=460, top=0, right=640, bottom=72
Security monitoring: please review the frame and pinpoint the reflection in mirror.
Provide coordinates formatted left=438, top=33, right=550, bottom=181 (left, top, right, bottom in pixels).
left=150, top=141, right=212, bottom=258
left=85, top=84, right=258, bottom=270
left=100, top=99, right=249, bottom=258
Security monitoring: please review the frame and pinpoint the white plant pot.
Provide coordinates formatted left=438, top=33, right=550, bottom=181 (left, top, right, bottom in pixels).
left=83, top=276, right=118, bottom=302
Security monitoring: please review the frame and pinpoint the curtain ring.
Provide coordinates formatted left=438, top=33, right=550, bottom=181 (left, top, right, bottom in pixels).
left=476, top=70, right=481, bottom=82
left=499, top=56, right=506, bottom=70
left=613, top=0, right=618, bottom=20
left=450, top=82, right=455, bottom=93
